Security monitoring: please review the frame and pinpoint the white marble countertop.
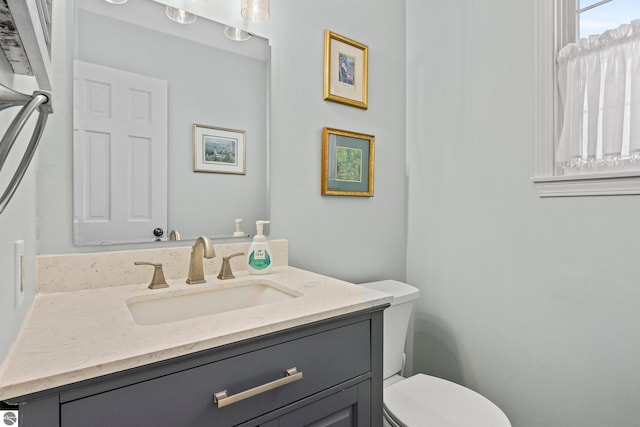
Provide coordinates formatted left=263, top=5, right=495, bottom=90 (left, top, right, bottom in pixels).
left=0, top=266, right=390, bottom=400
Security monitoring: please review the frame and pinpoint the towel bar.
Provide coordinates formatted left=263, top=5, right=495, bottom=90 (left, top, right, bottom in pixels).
left=0, top=82, right=52, bottom=214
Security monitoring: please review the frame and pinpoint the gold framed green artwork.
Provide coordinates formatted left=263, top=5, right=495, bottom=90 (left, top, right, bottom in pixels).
left=322, top=127, right=375, bottom=196
left=323, top=30, right=368, bottom=109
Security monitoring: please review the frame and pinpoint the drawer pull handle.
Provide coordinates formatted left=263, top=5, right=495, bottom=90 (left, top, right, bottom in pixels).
left=213, top=367, right=303, bottom=408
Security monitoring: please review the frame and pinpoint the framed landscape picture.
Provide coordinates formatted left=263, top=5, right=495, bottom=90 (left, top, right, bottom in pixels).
left=193, top=124, right=246, bottom=174
left=321, top=127, right=375, bottom=196
left=323, top=30, right=369, bottom=109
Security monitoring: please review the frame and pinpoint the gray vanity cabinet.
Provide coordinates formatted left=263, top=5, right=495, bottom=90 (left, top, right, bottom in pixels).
left=264, top=381, right=370, bottom=427
left=12, top=307, right=385, bottom=427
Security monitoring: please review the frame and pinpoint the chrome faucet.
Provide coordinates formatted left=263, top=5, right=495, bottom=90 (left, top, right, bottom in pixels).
left=186, top=236, right=215, bottom=284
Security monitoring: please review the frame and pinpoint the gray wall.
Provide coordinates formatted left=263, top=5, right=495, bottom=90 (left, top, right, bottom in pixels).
left=266, top=0, right=407, bottom=282
left=0, top=63, right=39, bottom=360
left=406, top=1, right=640, bottom=426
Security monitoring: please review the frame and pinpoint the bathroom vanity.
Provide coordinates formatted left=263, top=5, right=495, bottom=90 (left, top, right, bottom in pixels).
left=0, top=242, right=390, bottom=426
left=14, top=308, right=383, bottom=426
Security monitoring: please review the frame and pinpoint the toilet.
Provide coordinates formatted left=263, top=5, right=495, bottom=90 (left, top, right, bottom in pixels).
left=361, top=280, right=511, bottom=427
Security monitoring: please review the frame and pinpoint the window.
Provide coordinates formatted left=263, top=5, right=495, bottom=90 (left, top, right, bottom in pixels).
left=579, top=0, right=640, bottom=38
left=532, top=0, right=640, bottom=197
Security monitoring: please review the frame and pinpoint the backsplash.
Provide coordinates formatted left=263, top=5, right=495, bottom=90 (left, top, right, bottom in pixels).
left=37, top=240, right=288, bottom=293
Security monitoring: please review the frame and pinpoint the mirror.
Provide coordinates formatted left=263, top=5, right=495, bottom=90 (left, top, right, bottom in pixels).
left=72, top=0, right=269, bottom=245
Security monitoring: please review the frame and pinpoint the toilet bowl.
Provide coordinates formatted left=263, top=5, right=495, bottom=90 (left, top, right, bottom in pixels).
left=360, top=280, right=511, bottom=427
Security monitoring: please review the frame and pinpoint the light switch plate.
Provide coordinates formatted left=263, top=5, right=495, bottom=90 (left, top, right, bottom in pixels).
left=14, top=240, right=24, bottom=308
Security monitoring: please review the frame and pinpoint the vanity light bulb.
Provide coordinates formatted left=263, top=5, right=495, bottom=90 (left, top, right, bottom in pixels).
left=104, top=0, right=128, bottom=4
left=166, top=6, right=197, bottom=24
left=224, top=26, right=252, bottom=41
left=241, top=0, right=270, bottom=23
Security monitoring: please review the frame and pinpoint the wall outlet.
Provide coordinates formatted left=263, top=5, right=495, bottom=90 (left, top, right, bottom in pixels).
left=14, top=240, right=24, bottom=308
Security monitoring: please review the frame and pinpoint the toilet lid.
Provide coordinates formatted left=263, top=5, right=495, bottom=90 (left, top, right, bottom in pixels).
left=384, top=374, right=511, bottom=427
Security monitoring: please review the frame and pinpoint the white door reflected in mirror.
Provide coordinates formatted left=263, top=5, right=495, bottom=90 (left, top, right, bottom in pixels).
left=73, top=61, right=168, bottom=245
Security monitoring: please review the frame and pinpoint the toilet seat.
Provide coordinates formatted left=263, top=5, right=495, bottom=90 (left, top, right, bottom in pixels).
left=384, top=374, right=511, bottom=427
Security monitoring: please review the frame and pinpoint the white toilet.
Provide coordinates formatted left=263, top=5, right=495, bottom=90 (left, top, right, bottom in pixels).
left=361, top=280, right=511, bottom=427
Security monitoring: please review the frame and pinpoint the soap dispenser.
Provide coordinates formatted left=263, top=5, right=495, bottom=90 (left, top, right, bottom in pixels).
left=233, top=218, right=244, bottom=237
left=247, top=220, right=272, bottom=275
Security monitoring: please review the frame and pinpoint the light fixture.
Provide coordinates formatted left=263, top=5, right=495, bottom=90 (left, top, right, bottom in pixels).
left=224, top=26, right=252, bottom=41
left=104, top=0, right=128, bottom=4
left=241, top=0, right=270, bottom=23
left=165, top=6, right=197, bottom=24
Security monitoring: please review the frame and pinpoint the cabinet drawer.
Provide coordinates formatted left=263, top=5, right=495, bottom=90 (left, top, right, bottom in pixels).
left=61, top=320, right=371, bottom=427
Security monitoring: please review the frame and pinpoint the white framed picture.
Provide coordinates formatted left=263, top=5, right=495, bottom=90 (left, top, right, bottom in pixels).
left=193, top=124, right=246, bottom=175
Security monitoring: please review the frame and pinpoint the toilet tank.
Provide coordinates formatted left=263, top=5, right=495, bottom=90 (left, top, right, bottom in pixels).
left=360, top=280, right=420, bottom=379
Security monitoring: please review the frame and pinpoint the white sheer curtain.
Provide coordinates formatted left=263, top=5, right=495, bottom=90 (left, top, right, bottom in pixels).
left=556, top=20, right=640, bottom=174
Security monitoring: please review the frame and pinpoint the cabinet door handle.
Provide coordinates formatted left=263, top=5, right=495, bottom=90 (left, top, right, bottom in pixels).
left=213, top=367, right=303, bottom=408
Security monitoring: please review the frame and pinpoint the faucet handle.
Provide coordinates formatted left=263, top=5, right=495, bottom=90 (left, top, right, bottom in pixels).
left=217, top=252, right=245, bottom=280
left=134, top=261, right=169, bottom=290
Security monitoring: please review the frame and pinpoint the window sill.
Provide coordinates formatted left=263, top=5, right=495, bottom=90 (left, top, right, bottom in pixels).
left=531, top=172, right=640, bottom=197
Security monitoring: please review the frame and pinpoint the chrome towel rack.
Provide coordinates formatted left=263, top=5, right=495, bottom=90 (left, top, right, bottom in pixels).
left=0, top=82, right=52, bottom=214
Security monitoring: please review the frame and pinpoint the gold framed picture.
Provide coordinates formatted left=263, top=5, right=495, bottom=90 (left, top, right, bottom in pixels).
left=323, top=30, right=369, bottom=110
left=322, top=127, right=375, bottom=196
left=193, top=124, right=246, bottom=175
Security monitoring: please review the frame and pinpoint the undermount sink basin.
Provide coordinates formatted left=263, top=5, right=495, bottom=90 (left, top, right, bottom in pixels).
left=127, top=280, right=300, bottom=325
